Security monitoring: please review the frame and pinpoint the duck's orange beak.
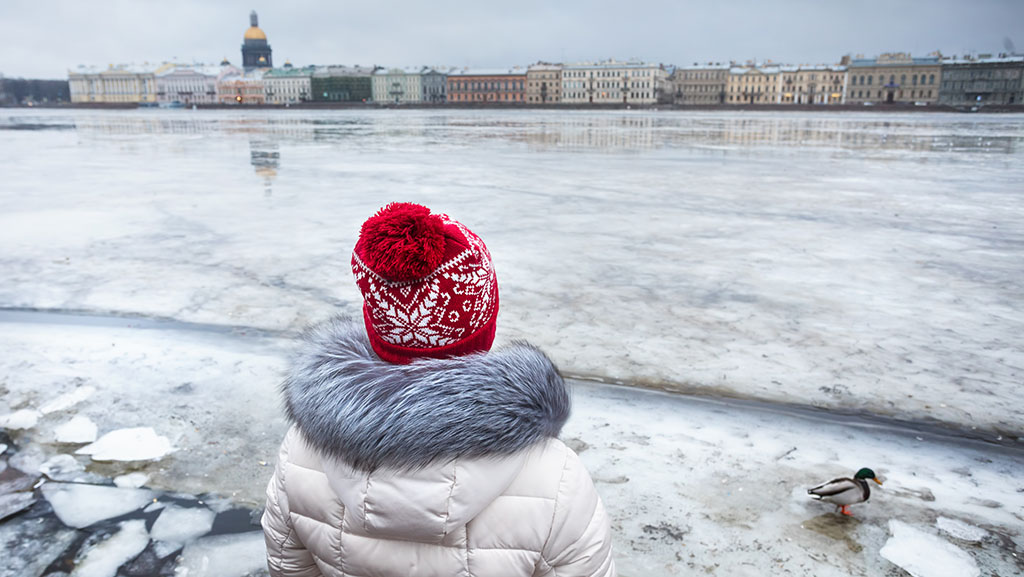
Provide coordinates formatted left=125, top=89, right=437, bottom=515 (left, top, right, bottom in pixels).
left=872, top=477, right=883, bottom=486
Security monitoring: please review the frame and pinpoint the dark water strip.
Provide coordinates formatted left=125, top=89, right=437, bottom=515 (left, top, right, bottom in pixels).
left=2, top=306, right=1020, bottom=454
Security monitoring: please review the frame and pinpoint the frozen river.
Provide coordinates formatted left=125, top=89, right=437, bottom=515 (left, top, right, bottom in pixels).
left=1, top=108, right=1023, bottom=576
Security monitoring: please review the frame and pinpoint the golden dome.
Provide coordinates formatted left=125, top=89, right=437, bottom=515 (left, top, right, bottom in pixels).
left=244, top=26, right=266, bottom=40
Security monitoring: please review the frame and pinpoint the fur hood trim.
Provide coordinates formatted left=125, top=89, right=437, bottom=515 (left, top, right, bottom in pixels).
left=282, top=316, right=571, bottom=471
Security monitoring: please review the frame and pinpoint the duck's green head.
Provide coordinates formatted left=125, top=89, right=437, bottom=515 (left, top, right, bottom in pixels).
left=855, top=468, right=883, bottom=485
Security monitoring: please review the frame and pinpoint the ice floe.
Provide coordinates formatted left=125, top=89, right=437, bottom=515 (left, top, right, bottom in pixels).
left=40, top=385, right=96, bottom=414
left=77, top=427, right=174, bottom=461
left=55, top=415, right=99, bottom=443
left=173, top=531, right=267, bottom=577
left=71, top=519, right=150, bottom=577
left=936, top=517, right=988, bottom=543
left=880, top=520, right=980, bottom=577
left=150, top=505, right=215, bottom=544
left=113, top=472, right=150, bottom=489
left=0, top=409, right=41, bottom=430
left=39, top=454, right=85, bottom=481
left=0, top=515, right=79, bottom=576
left=0, top=492, right=37, bottom=521
left=41, top=482, right=154, bottom=528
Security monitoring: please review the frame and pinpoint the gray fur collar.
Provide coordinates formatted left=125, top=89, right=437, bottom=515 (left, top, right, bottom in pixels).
left=282, top=316, right=571, bottom=471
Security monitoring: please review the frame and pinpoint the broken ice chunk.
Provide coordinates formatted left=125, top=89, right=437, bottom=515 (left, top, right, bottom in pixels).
left=71, top=519, right=150, bottom=577
left=41, top=482, right=154, bottom=528
left=113, top=472, right=150, bottom=489
left=0, top=443, right=8, bottom=454
left=174, top=531, right=267, bottom=577
left=0, top=492, right=37, bottom=521
left=936, top=517, right=988, bottom=543
left=880, top=520, right=980, bottom=577
left=40, top=385, right=96, bottom=414
left=77, top=427, right=175, bottom=461
left=55, top=415, right=99, bottom=443
left=39, top=454, right=85, bottom=481
left=150, top=505, right=215, bottom=544
left=0, top=515, right=79, bottom=576
left=0, top=409, right=42, bottom=430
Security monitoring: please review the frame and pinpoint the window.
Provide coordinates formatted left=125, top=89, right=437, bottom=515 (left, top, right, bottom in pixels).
left=929, top=74, right=935, bottom=85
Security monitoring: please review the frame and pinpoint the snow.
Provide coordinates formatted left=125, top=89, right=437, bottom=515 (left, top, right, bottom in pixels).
left=40, top=385, right=96, bottom=414
left=77, top=427, right=175, bottom=461
left=173, top=531, right=267, bottom=577
left=55, top=415, right=99, bottom=443
left=880, top=520, right=980, bottom=577
left=0, top=409, right=41, bottom=430
left=936, top=517, right=988, bottom=543
left=41, top=483, right=155, bottom=528
left=71, top=519, right=150, bottom=577
left=150, top=505, right=215, bottom=544
left=113, top=472, right=150, bottom=488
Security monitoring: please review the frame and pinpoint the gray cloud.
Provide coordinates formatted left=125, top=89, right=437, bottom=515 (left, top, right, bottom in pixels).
left=1, top=0, right=1021, bottom=78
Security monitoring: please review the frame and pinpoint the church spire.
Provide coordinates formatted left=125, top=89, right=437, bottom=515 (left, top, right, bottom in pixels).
left=250, top=10, right=258, bottom=28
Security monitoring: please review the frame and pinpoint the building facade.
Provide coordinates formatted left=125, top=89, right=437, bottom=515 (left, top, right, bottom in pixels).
left=155, top=64, right=232, bottom=105
left=421, top=69, right=448, bottom=103
left=778, top=65, right=847, bottom=104
left=726, top=66, right=780, bottom=104
left=526, top=63, right=562, bottom=104
left=939, top=56, right=1024, bottom=106
left=372, top=67, right=424, bottom=103
left=217, top=69, right=266, bottom=104
left=846, top=53, right=941, bottom=105
left=241, top=11, right=272, bottom=70
left=670, top=64, right=729, bottom=105
left=311, top=66, right=375, bottom=102
left=561, top=60, right=666, bottom=105
left=69, top=64, right=160, bottom=103
left=447, top=68, right=526, bottom=103
left=264, top=64, right=313, bottom=104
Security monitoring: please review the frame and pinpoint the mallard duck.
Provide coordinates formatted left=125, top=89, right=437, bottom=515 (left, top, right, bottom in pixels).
left=807, top=467, right=882, bottom=516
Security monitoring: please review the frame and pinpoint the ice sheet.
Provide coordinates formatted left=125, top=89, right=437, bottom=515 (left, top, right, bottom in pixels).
left=71, top=519, right=150, bottom=577
left=41, top=482, right=155, bottom=528
left=1, top=109, right=1022, bottom=435
left=880, top=520, right=979, bottom=577
left=77, top=427, right=175, bottom=461
left=173, top=531, right=267, bottom=577
left=0, top=409, right=41, bottom=430
left=150, top=505, right=215, bottom=544
left=55, top=415, right=99, bottom=443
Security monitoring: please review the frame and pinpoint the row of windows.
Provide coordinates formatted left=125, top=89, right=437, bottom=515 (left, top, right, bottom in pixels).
left=944, top=69, right=1021, bottom=80
left=563, top=92, right=654, bottom=99
left=852, top=74, right=936, bottom=86
left=449, top=93, right=524, bottom=101
left=564, top=69, right=656, bottom=78
left=450, top=81, right=524, bottom=91
left=851, top=89, right=933, bottom=99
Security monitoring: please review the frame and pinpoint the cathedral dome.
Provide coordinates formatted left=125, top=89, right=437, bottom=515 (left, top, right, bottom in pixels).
left=244, top=26, right=266, bottom=41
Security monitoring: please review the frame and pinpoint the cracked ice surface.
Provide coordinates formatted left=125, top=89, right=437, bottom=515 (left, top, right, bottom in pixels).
left=72, top=519, right=151, bottom=577
left=1, top=109, right=1022, bottom=435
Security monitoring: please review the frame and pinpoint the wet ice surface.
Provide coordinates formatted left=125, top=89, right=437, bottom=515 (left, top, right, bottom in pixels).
left=1, top=109, right=1023, bottom=575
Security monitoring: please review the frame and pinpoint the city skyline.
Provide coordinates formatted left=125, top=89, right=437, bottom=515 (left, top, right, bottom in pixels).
left=1, top=0, right=1023, bottom=79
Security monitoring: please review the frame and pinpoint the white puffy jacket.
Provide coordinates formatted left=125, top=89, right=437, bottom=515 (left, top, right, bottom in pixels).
left=262, top=317, right=615, bottom=577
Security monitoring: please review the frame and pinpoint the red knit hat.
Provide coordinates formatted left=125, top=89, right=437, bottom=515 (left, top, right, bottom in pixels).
left=351, top=203, right=499, bottom=364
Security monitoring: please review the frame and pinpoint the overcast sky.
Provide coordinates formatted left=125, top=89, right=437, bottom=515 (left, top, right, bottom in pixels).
left=2, top=0, right=1022, bottom=78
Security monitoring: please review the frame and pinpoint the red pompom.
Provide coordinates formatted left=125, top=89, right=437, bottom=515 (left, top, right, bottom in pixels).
left=359, top=203, right=447, bottom=282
